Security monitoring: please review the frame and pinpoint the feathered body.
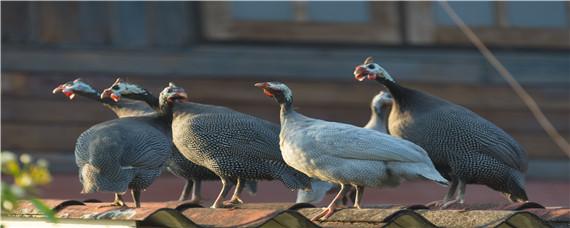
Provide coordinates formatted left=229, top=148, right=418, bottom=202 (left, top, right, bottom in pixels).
left=387, top=87, right=527, bottom=200
left=280, top=111, right=447, bottom=187
left=354, top=58, right=528, bottom=203
left=297, top=91, right=393, bottom=204
left=75, top=116, right=171, bottom=195
left=256, top=81, right=445, bottom=220
left=54, top=79, right=221, bottom=203
left=170, top=102, right=310, bottom=190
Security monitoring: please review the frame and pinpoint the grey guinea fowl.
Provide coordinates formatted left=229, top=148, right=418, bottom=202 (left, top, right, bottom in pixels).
left=53, top=79, right=221, bottom=203
left=296, top=91, right=393, bottom=205
left=54, top=78, right=172, bottom=207
left=255, top=82, right=447, bottom=220
left=73, top=113, right=171, bottom=207
left=102, top=80, right=281, bottom=208
left=100, top=79, right=257, bottom=204
left=354, top=56, right=528, bottom=207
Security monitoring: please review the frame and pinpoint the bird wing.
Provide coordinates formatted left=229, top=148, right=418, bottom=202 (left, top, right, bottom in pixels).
left=297, top=118, right=430, bottom=164
left=445, top=106, right=527, bottom=172
left=188, top=112, right=283, bottom=161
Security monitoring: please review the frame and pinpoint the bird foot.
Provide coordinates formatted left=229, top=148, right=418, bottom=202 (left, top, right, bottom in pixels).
left=184, top=198, right=201, bottom=205
left=311, top=207, right=336, bottom=221
left=97, top=202, right=128, bottom=208
left=426, top=200, right=445, bottom=208
left=440, top=199, right=464, bottom=209
left=223, top=197, right=244, bottom=206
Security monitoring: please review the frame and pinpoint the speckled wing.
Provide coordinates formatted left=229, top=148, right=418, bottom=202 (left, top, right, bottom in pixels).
left=418, top=104, right=527, bottom=172
left=184, top=112, right=282, bottom=162
left=299, top=118, right=430, bottom=164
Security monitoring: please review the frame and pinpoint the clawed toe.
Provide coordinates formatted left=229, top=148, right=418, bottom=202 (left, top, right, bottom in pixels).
left=311, top=207, right=336, bottom=221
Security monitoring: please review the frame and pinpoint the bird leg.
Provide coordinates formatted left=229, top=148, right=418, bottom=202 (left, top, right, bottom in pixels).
left=441, top=179, right=466, bottom=209
left=353, top=185, right=365, bottom=209
left=211, top=177, right=230, bottom=208
left=178, top=180, right=194, bottom=201
left=312, top=184, right=349, bottom=221
left=98, top=193, right=127, bottom=208
left=224, top=178, right=244, bottom=206
left=131, top=189, right=141, bottom=208
left=188, top=180, right=202, bottom=204
left=427, top=177, right=458, bottom=208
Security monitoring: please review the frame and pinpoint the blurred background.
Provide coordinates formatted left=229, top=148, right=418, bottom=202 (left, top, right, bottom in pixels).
left=2, top=2, right=569, bottom=206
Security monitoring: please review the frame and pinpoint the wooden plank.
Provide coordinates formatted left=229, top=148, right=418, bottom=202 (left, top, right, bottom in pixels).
left=108, top=2, right=149, bottom=48
left=435, top=27, right=570, bottom=48
left=2, top=123, right=90, bottom=152
left=2, top=73, right=569, bottom=112
left=78, top=2, right=110, bottom=45
left=146, top=2, right=190, bottom=47
left=1, top=98, right=116, bottom=124
left=1, top=2, right=30, bottom=44
left=2, top=46, right=568, bottom=85
left=32, top=2, right=81, bottom=45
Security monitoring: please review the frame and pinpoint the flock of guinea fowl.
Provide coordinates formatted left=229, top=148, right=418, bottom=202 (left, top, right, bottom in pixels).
left=52, top=57, right=527, bottom=221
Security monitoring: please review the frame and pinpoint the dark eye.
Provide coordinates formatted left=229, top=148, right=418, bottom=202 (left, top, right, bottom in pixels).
left=367, top=64, right=376, bottom=70
left=112, top=85, right=119, bottom=90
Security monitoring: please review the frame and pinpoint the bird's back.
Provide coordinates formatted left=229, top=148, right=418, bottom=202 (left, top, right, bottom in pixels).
left=389, top=91, right=527, bottom=180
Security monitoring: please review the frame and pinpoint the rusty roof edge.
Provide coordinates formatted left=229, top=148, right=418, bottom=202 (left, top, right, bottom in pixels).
left=382, top=209, right=438, bottom=228
left=247, top=209, right=319, bottom=228
left=491, top=211, right=554, bottom=228
left=139, top=208, right=199, bottom=228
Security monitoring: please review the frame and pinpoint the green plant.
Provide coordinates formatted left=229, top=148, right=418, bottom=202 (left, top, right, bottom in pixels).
left=1, top=151, right=57, bottom=222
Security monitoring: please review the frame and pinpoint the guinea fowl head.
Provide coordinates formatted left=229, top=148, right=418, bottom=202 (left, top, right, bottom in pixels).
left=371, top=91, right=393, bottom=113
left=254, top=81, right=293, bottom=105
left=353, top=56, right=395, bottom=82
left=100, top=78, right=149, bottom=102
left=52, top=78, right=98, bottom=100
left=159, top=82, right=188, bottom=105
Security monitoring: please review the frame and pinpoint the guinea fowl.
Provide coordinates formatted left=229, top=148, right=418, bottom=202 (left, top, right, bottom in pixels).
left=69, top=109, right=172, bottom=207
left=255, top=82, right=447, bottom=220
left=53, top=79, right=221, bottom=203
left=296, top=91, right=393, bottom=204
left=101, top=80, right=307, bottom=208
left=354, top=57, right=528, bottom=207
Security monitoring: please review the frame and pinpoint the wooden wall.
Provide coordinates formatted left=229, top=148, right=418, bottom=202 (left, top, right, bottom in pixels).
left=1, top=2, right=569, bottom=172
left=2, top=72, right=569, bottom=161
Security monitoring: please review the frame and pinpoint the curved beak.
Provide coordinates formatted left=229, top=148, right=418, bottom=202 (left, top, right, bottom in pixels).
left=354, top=66, right=369, bottom=81
left=254, top=82, right=269, bottom=89
left=254, top=82, right=274, bottom=97
left=100, top=89, right=120, bottom=102
left=52, top=84, right=65, bottom=94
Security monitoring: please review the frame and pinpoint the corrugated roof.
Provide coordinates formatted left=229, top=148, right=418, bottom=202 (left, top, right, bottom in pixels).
left=3, top=199, right=569, bottom=228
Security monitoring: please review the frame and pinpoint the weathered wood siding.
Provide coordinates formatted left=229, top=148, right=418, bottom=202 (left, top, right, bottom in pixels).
left=1, top=2, right=569, bottom=166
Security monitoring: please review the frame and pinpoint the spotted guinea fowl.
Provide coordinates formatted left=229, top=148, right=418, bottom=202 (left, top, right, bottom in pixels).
left=255, top=82, right=446, bottom=220
left=354, top=57, right=528, bottom=207
left=72, top=111, right=172, bottom=207
left=101, top=81, right=298, bottom=208
left=296, top=91, right=393, bottom=205
left=53, top=78, right=222, bottom=203
left=53, top=78, right=154, bottom=117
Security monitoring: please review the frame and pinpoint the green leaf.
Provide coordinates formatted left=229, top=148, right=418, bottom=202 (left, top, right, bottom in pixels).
left=29, top=198, right=58, bottom=223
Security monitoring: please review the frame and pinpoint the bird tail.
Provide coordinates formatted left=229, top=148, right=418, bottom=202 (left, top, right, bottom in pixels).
left=417, top=166, right=449, bottom=186
left=505, top=172, right=528, bottom=202
left=296, top=179, right=335, bottom=203
left=244, top=180, right=258, bottom=195
left=277, top=167, right=312, bottom=191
